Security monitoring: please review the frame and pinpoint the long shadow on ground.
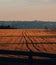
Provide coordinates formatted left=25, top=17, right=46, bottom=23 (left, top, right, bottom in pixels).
left=0, top=50, right=56, bottom=65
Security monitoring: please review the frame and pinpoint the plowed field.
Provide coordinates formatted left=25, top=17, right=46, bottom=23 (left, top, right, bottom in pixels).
left=0, top=29, right=56, bottom=59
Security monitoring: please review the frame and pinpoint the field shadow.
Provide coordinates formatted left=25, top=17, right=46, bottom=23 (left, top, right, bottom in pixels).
left=0, top=50, right=56, bottom=65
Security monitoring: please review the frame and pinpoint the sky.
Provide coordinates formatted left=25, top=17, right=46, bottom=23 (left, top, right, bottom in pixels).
left=0, top=0, right=56, bottom=21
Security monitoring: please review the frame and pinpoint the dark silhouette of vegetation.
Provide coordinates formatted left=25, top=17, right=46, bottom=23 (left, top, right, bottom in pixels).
left=0, top=21, right=56, bottom=29
left=0, top=25, right=15, bottom=29
left=45, top=26, right=48, bottom=29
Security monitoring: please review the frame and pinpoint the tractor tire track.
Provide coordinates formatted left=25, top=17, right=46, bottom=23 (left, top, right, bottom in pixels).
left=29, top=37, right=41, bottom=52
left=22, top=30, right=32, bottom=52
left=23, top=30, right=40, bottom=52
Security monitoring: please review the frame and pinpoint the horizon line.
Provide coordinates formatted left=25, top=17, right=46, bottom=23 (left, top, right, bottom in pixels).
left=0, top=20, right=56, bottom=22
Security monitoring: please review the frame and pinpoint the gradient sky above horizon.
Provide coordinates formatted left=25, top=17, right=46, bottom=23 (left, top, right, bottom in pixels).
left=0, top=0, right=56, bottom=21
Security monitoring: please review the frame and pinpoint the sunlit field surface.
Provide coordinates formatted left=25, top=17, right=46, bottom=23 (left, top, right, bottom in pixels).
left=0, top=29, right=56, bottom=59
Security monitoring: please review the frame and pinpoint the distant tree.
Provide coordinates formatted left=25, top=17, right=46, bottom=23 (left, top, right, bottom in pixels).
left=7, top=25, right=10, bottom=28
left=45, top=26, right=48, bottom=29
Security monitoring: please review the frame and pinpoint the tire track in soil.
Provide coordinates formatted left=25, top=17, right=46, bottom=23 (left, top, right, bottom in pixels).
left=32, top=37, right=47, bottom=52
left=25, top=30, right=45, bottom=52
left=22, top=30, right=32, bottom=52
left=29, top=37, right=42, bottom=52
left=17, top=31, right=26, bottom=50
left=27, top=30, right=42, bottom=52
left=32, top=37, right=54, bottom=53
left=22, top=30, right=40, bottom=52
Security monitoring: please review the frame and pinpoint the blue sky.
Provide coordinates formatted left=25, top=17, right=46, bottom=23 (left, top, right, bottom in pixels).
left=0, top=0, right=56, bottom=21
